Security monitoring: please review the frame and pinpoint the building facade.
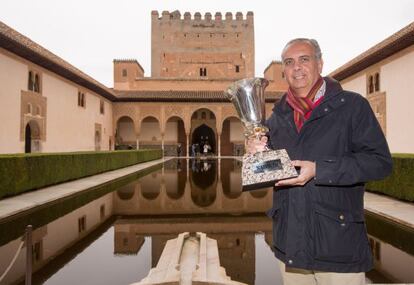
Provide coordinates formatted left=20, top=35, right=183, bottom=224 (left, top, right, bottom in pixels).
left=0, top=11, right=286, bottom=156
left=0, top=22, right=114, bottom=154
left=112, top=11, right=284, bottom=156
left=330, top=22, right=414, bottom=153
left=3, top=14, right=410, bottom=155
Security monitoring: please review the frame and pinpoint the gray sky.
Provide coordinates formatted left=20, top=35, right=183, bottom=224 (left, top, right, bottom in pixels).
left=1, top=0, right=413, bottom=87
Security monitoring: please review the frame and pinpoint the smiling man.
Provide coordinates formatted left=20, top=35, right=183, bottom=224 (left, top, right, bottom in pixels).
left=247, top=38, right=392, bottom=285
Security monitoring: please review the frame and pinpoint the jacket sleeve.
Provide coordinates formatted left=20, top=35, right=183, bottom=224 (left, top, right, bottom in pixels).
left=315, top=95, right=393, bottom=186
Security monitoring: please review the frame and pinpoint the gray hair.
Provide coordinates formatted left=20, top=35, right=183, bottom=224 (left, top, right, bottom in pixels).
left=281, top=38, right=322, bottom=60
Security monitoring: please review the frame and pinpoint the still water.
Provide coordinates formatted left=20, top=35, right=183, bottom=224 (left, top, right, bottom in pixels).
left=0, top=158, right=413, bottom=285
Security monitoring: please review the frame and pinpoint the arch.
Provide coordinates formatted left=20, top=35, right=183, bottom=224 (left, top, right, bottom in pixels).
left=25, top=120, right=41, bottom=153
left=27, top=103, right=32, bottom=114
left=25, top=123, right=31, bottom=153
left=35, top=105, right=41, bottom=116
left=368, top=75, right=374, bottom=94
left=374, top=73, right=380, bottom=92
left=190, top=159, right=217, bottom=207
left=95, top=130, right=101, bottom=151
left=116, top=116, right=136, bottom=149
left=116, top=182, right=136, bottom=200
left=221, top=116, right=244, bottom=156
left=28, top=71, right=34, bottom=91
left=165, top=116, right=186, bottom=156
left=192, top=124, right=216, bottom=155
left=34, top=73, right=40, bottom=93
left=190, top=108, right=217, bottom=156
left=221, top=159, right=242, bottom=199
left=140, top=171, right=161, bottom=200
left=164, top=159, right=186, bottom=199
left=140, top=116, right=161, bottom=150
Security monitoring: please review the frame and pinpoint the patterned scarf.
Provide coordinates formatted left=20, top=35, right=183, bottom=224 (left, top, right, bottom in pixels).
left=286, top=76, right=324, bottom=131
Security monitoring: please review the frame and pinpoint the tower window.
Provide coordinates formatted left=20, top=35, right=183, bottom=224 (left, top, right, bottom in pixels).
left=122, top=69, right=127, bottom=77
left=235, top=65, right=240, bottom=73
left=200, top=67, right=207, bottom=77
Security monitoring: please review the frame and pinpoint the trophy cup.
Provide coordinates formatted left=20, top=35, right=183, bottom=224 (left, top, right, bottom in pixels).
left=225, top=78, right=298, bottom=191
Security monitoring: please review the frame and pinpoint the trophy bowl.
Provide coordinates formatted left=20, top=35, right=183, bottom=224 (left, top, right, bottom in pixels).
left=225, top=78, right=298, bottom=191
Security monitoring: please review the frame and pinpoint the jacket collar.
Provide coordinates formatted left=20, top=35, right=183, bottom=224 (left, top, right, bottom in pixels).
left=272, top=77, right=345, bottom=135
left=274, top=76, right=343, bottom=115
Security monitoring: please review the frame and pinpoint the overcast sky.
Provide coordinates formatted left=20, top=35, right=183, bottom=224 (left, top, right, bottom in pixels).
left=1, top=0, right=413, bottom=87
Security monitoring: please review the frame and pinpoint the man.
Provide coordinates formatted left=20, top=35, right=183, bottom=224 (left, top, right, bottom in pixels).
left=248, top=38, right=392, bottom=285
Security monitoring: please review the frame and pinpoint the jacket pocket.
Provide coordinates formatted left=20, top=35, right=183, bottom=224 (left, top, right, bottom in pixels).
left=268, top=205, right=287, bottom=253
left=313, top=203, right=366, bottom=263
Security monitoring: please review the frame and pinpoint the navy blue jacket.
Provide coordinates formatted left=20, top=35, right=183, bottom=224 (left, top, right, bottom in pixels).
left=266, top=77, right=392, bottom=272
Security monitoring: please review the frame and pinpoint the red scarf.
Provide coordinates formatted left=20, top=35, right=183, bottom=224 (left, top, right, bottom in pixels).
left=286, top=77, right=324, bottom=131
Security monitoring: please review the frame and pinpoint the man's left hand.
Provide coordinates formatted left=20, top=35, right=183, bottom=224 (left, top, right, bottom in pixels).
left=275, top=160, right=315, bottom=186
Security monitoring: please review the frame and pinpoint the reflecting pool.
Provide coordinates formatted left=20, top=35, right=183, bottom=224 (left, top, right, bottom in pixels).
left=0, top=158, right=413, bottom=285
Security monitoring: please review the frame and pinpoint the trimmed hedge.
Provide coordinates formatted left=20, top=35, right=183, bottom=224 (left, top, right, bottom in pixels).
left=367, top=154, right=414, bottom=202
left=0, top=162, right=162, bottom=246
left=0, top=149, right=162, bottom=199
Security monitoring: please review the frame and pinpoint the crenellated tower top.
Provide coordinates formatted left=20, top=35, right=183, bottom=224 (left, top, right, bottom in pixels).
left=151, top=10, right=255, bottom=79
left=151, top=10, right=254, bottom=24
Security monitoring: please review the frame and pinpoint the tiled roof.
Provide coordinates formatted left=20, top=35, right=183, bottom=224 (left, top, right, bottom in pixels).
left=330, top=22, right=414, bottom=81
left=113, top=59, right=144, bottom=72
left=0, top=21, right=117, bottom=101
left=113, top=90, right=283, bottom=103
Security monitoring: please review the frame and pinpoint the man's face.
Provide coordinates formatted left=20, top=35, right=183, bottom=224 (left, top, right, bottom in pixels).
left=282, top=42, right=323, bottom=97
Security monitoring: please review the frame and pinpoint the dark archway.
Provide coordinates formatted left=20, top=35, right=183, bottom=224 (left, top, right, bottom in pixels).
left=192, top=124, right=216, bottom=155
left=25, top=123, right=31, bottom=153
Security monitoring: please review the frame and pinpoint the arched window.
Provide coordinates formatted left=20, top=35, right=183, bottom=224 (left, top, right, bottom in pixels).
left=34, top=74, right=40, bottom=93
left=374, top=73, right=380, bottom=92
left=36, top=105, right=41, bottom=116
left=28, top=71, right=34, bottom=91
left=368, top=76, right=374, bottom=94
left=27, top=103, right=32, bottom=114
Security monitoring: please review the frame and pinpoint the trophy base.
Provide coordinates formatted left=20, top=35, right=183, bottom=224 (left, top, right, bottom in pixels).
left=242, top=149, right=298, bottom=191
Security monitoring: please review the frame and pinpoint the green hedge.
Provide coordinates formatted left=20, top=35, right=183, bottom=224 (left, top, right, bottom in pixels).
left=367, top=154, right=414, bottom=202
left=0, top=162, right=162, bottom=246
left=0, top=149, right=162, bottom=199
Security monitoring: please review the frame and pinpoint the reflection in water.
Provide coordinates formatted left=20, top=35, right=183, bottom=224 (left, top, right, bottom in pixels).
left=191, top=159, right=217, bottom=207
left=221, top=159, right=243, bottom=199
left=0, top=159, right=413, bottom=285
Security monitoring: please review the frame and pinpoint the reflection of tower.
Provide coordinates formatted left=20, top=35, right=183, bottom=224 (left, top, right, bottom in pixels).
left=211, top=233, right=255, bottom=285
left=114, top=223, right=145, bottom=254
left=190, top=159, right=217, bottom=207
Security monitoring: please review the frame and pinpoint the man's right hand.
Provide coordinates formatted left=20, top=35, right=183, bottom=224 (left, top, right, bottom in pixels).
left=245, top=135, right=268, bottom=154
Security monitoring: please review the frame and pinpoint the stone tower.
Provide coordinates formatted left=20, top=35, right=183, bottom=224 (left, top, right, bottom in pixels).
left=151, top=10, right=255, bottom=79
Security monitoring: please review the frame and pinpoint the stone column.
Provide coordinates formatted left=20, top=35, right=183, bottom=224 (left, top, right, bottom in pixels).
left=186, top=133, right=190, bottom=157
left=217, top=133, right=221, bottom=157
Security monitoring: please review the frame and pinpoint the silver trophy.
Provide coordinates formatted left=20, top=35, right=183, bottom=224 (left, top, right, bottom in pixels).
left=225, top=78, right=298, bottom=191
